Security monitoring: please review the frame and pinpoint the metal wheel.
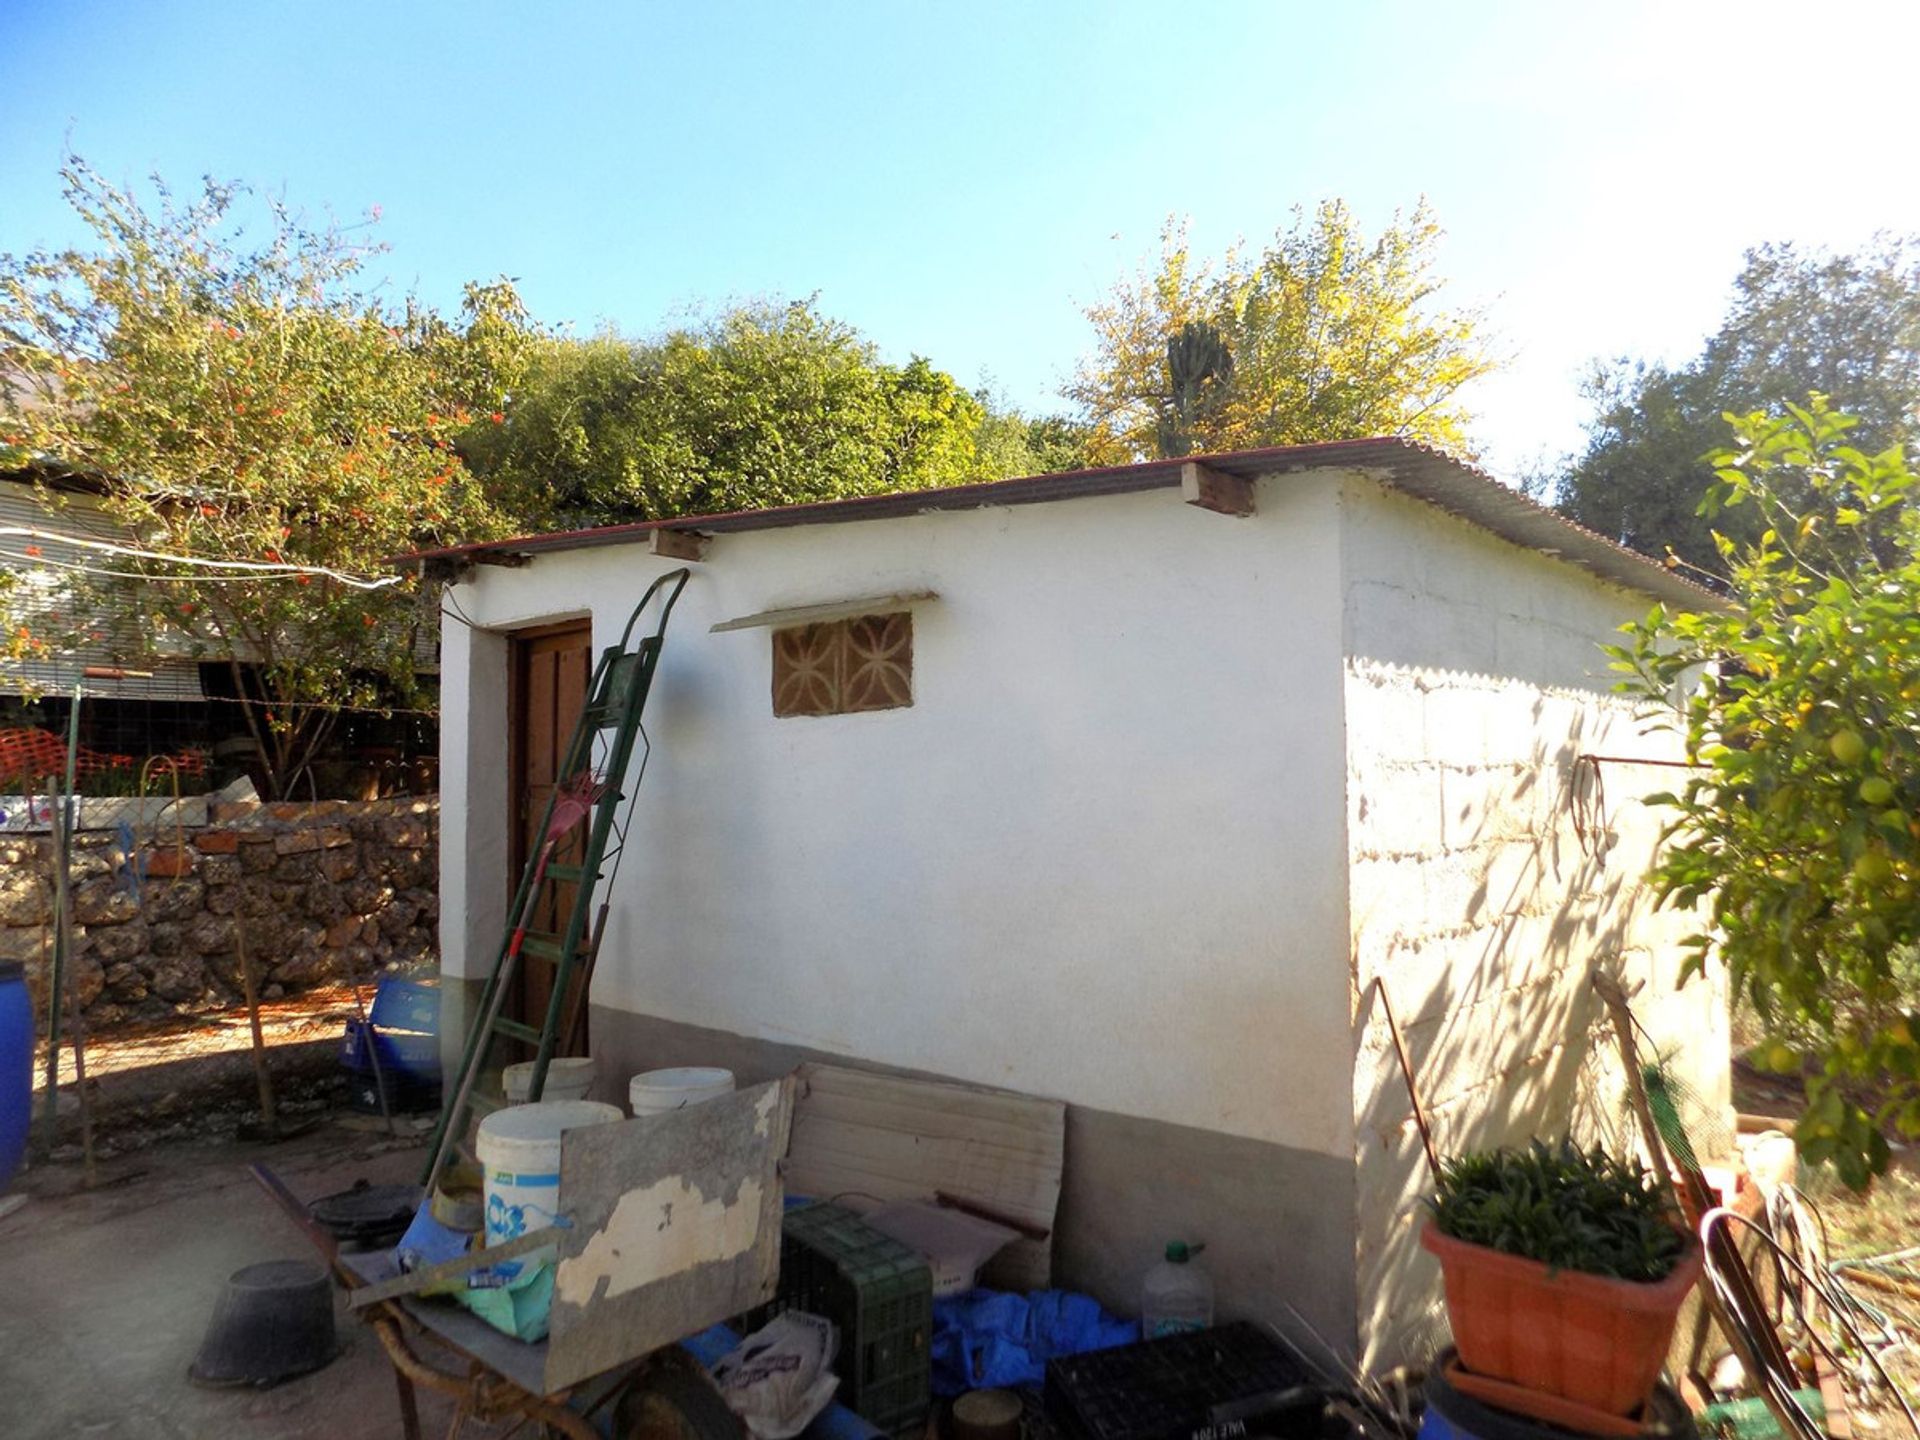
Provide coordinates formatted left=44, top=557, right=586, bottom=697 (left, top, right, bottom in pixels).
left=615, top=1365, right=744, bottom=1440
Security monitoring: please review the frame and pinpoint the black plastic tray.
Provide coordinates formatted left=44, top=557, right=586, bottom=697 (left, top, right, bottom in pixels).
left=1045, top=1322, right=1316, bottom=1440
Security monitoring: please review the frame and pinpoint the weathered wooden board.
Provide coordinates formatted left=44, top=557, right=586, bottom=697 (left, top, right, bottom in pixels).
left=545, top=1076, right=794, bottom=1392
left=783, top=1063, right=1064, bottom=1290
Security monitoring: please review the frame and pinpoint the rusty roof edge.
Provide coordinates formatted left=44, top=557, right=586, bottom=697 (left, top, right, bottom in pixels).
left=397, top=436, right=1729, bottom=612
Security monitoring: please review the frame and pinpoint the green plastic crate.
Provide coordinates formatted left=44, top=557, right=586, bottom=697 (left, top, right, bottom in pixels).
left=751, top=1202, right=932, bottom=1440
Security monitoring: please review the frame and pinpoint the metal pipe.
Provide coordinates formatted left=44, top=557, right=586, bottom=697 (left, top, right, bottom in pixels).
left=38, top=679, right=81, bottom=1151
left=1370, top=977, right=1443, bottom=1190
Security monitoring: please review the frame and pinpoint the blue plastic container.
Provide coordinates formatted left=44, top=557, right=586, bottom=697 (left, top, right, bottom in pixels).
left=368, top=977, right=440, bottom=1036
left=0, top=961, right=33, bottom=1190
left=338, top=1019, right=441, bottom=1083
left=1421, top=1356, right=1696, bottom=1440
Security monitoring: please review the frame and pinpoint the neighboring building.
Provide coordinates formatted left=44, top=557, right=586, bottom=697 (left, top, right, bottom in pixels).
left=0, top=465, right=439, bottom=796
left=0, top=464, right=216, bottom=765
left=0, top=465, right=209, bottom=702
left=419, top=437, right=1732, bottom=1367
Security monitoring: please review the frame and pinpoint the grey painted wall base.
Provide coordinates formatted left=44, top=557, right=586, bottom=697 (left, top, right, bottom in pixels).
left=583, top=1004, right=1360, bottom=1358
left=436, top=973, right=489, bottom=1083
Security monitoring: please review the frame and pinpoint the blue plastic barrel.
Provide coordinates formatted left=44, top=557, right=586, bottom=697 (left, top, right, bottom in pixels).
left=1421, top=1354, right=1697, bottom=1440
left=0, top=960, right=31, bottom=1189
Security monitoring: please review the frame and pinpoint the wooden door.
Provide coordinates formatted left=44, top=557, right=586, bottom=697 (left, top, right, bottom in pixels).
left=508, top=620, right=594, bottom=1052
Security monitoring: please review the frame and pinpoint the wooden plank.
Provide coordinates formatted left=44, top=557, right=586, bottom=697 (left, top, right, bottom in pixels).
left=544, top=1076, right=795, bottom=1393
left=784, top=1063, right=1064, bottom=1290
left=710, top=591, right=937, bottom=633
left=648, top=529, right=710, bottom=562
left=346, top=1227, right=561, bottom=1311
left=1180, top=461, right=1255, bottom=517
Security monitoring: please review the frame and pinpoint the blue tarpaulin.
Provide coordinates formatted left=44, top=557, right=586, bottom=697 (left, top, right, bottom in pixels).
left=931, top=1289, right=1138, bottom=1395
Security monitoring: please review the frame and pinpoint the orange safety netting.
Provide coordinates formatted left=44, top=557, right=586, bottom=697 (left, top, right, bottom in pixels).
left=0, top=727, right=208, bottom=787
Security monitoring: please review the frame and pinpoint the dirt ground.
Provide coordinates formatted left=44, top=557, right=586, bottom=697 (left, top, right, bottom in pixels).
left=2, top=987, right=503, bottom=1440
left=0, top=1120, right=517, bottom=1440
left=34, top=982, right=377, bottom=1152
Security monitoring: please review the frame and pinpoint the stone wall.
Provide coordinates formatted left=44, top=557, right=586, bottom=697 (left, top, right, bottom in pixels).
left=0, top=797, right=437, bottom=1030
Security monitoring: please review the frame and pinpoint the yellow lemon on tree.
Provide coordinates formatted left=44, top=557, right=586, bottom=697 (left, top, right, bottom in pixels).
left=1860, top=776, right=1896, bottom=806
left=1854, top=850, right=1894, bottom=885
left=1831, top=729, right=1869, bottom=766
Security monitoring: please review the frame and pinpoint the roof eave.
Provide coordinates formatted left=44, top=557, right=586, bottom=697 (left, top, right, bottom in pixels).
left=397, top=437, right=1729, bottom=613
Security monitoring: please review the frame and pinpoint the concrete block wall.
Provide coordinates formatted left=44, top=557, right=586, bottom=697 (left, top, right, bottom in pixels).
left=0, top=797, right=438, bottom=1031
left=1338, top=477, right=1728, bottom=1368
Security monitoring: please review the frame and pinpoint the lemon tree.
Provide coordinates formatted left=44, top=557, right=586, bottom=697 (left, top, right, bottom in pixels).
left=1614, top=398, right=1920, bottom=1187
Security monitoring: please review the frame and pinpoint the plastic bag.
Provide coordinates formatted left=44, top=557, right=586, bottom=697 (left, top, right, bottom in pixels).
left=931, top=1289, right=1138, bottom=1394
left=711, top=1312, right=842, bottom=1440
left=392, top=1201, right=556, bottom=1342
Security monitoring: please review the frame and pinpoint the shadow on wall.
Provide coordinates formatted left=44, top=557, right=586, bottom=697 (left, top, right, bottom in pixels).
left=1346, top=671, right=1726, bottom=1370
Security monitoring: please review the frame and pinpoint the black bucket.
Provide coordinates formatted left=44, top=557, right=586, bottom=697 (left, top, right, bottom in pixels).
left=309, top=1180, right=421, bottom=1250
left=188, top=1259, right=340, bottom=1389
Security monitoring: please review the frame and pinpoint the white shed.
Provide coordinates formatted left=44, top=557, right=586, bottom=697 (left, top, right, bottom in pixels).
left=423, top=437, right=1729, bottom=1367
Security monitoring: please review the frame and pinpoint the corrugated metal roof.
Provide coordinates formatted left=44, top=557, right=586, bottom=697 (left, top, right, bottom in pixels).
left=402, top=436, right=1726, bottom=611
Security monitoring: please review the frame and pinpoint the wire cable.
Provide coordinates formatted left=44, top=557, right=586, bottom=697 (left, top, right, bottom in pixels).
left=1701, top=1205, right=1920, bottom=1440
left=1, top=548, right=319, bottom=584
left=0, top=527, right=401, bottom=590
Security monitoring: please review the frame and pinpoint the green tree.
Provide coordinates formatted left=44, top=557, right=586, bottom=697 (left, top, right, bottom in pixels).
left=1612, top=398, right=1920, bottom=1187
left=969, top=387, right=1095, bottom=481
left=461, top=300, right=1063, bottom=527
left=0, top=158, right=522, bottom=795
left=1067, top=203, right=1495, bottom=464
left=1555, top=239, right=1920, bottom=574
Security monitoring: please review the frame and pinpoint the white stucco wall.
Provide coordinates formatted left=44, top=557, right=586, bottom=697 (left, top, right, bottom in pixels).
left=1338, top=474, right=1729, bottom=1367
left=440, top=476, right=1357, bottom=1159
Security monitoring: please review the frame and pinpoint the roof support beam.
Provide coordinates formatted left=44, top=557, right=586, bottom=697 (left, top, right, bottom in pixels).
left=1180, top=461, right=1255, bottom=517
left=648, top=528, right=710, bottom=562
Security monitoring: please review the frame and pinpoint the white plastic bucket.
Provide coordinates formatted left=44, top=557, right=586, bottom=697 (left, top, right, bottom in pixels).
left=476, top=1100, right=622, bottom=1251
left=627, top=1066, right=735, bottom=1116
left=502, top=1056, right=596, bottom=1105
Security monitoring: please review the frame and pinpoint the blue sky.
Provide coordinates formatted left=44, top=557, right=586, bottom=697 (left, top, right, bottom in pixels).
left=4, top=0, right=1918, bottom=480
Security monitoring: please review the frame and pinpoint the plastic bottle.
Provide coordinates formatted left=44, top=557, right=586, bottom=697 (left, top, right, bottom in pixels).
left=1142, top=1240, right=1214, bottom=1337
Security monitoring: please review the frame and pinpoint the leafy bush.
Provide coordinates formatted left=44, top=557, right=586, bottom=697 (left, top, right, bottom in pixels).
left=1427, top=1140, right=1686, bottom=1283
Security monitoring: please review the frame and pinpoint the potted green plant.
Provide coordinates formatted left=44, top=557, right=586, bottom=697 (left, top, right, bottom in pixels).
left=1421, top=1140, right=1702, bottom=1418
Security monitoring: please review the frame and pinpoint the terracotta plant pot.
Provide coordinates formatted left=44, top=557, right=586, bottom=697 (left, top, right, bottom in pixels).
left=1421, top=1221, right=1703, bottom=1417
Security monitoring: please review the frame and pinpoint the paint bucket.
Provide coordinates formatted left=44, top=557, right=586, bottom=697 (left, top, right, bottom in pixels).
left=628, top=1066, right=735, bottom=1117
left=476, top=1099, right=622, bottom=1251
left=0, top=962, right=30, bottom=1191
left=502, top=1056, right=597, bottom=1105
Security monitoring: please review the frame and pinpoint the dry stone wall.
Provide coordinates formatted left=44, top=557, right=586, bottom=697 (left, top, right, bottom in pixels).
left=0, top=797, right=437, bottom=1031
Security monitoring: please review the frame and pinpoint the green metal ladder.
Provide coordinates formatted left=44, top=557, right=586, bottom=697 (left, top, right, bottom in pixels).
left=422, top=568, right=691, bottom=1189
